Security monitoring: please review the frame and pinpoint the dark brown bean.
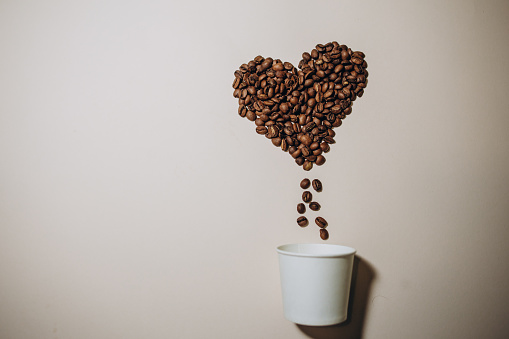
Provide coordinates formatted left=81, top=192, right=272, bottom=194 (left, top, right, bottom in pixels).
left=312, top=179, right=322, bottom=192
left=302, top=191, right=312, bottom=203
left=320, top=143, right=330, bottom=153
left=297, top=216, right=308, bottom=227
left=315, top=155, right=326, bottom=166
left=315, top=217, right=328, bottom=228
left=320, top=228, right=329, bottom=240
left=297, top=203, right=306, bottom=214
left=256, top=126, right=267, bottom=134
left=300, top=178, right=310, bottom=189
left=309, top=202, right=321, bottom=211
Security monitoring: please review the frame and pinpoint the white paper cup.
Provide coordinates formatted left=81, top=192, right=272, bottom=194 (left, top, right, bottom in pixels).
left=276, top=243, right=356, bottom=326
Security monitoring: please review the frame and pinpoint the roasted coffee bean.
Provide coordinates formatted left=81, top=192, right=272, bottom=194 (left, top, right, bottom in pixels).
left=256, top=126, right=267, bottom=134
left=315, top=155, right=326, bottom=166
left=281, top=138, right=288, bottom=151
left=303, top=160, right=313, bottom=171
left=324, top=136, right=335, bottom=144
left=320, top=228, right=329, bottom=240
left=312, top=179, right=323, bottom=192
left=301, top=147, right=311, bottom=157
left=297, top=216, right=308, bottom=227
left=306, top=155, right=317, bottom=162
left=272, top=137, right=282, bottom=147
left=300, top=134, right=312, bottom=146
left=300, top=178, right=311, bottom=189
left=312, top=148, right=322, bottom=156
left=302, top=191, right=312, bottom=203
left=309, top=202, right=321, bottom=211
left=315, top=217, right=328, bottom=228
left=320, top=142, right=330, bottom=153
left=297, top=203, right=306, bottom=214
left=246, top=110, right=256, bottom=121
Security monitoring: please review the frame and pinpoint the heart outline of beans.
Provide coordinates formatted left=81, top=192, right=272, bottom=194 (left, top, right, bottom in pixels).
left=233, top=41, right=368, bottom=171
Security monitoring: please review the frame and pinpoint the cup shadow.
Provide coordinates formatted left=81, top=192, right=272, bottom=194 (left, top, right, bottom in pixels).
left=296, top=256, right=377, bottom=339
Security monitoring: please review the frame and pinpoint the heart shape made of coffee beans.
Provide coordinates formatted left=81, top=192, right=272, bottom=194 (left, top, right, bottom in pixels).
left=233, top=41, right=368, bottom=171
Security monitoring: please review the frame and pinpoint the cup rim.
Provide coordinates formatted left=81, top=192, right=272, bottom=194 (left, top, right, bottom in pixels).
left=276, top=243, right=356, bottom=258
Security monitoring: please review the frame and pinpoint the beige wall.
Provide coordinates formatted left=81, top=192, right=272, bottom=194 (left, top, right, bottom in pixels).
left=1, top=0, right=508, bottom=338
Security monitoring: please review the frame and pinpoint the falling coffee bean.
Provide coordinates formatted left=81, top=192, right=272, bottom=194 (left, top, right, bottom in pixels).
left=320, top=228, right=329, bottom=240
left=300, top=178, right=310, bottom=189
left=312, top=179, right=322, bottom=192
left=297, top=216, right=308, bottom=227
left=315, top=217, right=328, bottom=228
left=309, top=202, right=321, bottom=211
left=297, top=203, right=306, bottom=214
left=302, top=191, right=312, bottom=203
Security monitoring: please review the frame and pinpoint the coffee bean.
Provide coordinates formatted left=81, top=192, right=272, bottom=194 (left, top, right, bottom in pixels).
left=281, top=138, right=288, bottom=151
left=324, top=136, right=335, bottom=144
left=315, top=155, right=326, bottom=166
left=320, top=143, right=330, bottom=153
left=301, top=147, right=311, bottom=157
left=297, top=216, right=308, bottom=227
left=297, top=203, right=306, bottom=214
left=256, top=126, right=267, bottom=135
left=309, top=142, right=320, bottom=150
left=291, top=148, right=302, bottom=159
left=315, top=217, right=328, bottom=228
left=320, top=228, right=329, bottom=240
left=300, top=178, right=310, bottom=189
left=295, top=157, right=305, bottom=166
left=306, top=155, right=317, bottom=162
left=272, top=137, right=282, bottom=147
left=302, top=191, right=312, bottom=203
left=300, top=134, right=312, bottom=146
left=303, top=160, right=313, bottom=171
left=309, top=202, right=321, bottom=211
left=312, top=179, right=322, bottom=192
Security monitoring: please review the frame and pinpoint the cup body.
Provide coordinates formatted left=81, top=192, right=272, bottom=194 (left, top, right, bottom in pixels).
left=276, top=243, right=356, bottom=326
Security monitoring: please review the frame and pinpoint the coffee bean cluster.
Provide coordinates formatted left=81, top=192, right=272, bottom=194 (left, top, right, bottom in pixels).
left=233, top=41, right=368, bottom=171
left=297, top=178, right=329, bottom=240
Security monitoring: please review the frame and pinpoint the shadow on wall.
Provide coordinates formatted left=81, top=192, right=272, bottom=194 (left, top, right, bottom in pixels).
left=297, top=256, right=376, bottom=339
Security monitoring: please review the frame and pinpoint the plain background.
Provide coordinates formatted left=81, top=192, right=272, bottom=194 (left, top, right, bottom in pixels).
left=1, top=0, right=509, bottom=338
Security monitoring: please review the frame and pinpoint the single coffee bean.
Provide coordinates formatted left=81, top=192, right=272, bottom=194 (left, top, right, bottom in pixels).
left=312, top=179, right=322, bottom=192
left=295, top=157, right=305, bottom=166
left=301, top=147, right=311, bottom=157
left=302, top=191, right=312, bottom=203
left=309, top=202, right=321, bottom=211
left=320, top=228, right=329, bottom=240
left=272, top=137, right=282, bottom=147
left=303, top=160, right=313, bottom=171
left=256, top=126, right=267, bottom=135
left=315, top=155, right=326, bottom=166
left=297, top=203, right=306, bottom=214
left=306, top=154, right=317, bottom=162
left=320, top=142, right=330, bottom=153
left=315, top=217, right=328, bottom=228
left=300, top=178, right=310, bottom=189
left=312, top=148, right=322, bottom=156
left=300, top=134, right=312, bottom=146
left=297, top=216, right=308, bottom=227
